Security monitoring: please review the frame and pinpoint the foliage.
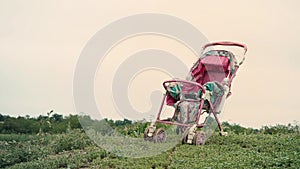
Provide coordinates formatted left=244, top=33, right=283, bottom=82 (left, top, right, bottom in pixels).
left=0, top=114, right=299, bottom=168
left=0, top=112, right=82, bottom=134
left=0, top=129, right=95, bottom=168
left=260, top=123, right=300, bottom=135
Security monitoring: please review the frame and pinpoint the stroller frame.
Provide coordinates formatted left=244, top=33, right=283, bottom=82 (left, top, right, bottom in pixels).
left=144, top=41, right=248, bottom=145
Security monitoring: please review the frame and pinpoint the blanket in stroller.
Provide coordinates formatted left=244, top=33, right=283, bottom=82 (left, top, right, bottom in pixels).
left=166, top=81, right=226, bottom=124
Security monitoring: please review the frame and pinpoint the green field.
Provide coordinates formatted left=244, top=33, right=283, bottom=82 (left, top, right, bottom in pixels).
left=1, top=123, right=300, bottom=169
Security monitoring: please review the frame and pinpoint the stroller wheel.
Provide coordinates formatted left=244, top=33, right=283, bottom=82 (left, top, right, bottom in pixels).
left=193, top=131, right=206, bottom=146
left=154, top=128, right=167, bottom=143
left=144, top=126, right=155, bottom=142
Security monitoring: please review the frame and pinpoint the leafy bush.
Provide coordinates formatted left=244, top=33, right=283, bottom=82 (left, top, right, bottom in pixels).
left=51, top=129, right=94, bottom=154
left=260, top=124, right=300, bottom=135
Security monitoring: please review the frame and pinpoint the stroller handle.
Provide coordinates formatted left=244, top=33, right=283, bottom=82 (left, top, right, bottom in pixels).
left=202, top=41, right=247, bottom=55
left=163, top=79, right=206, bottom=94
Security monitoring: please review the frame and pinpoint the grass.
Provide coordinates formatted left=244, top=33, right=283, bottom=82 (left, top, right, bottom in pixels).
left=1, top=127, right=300, bottom=169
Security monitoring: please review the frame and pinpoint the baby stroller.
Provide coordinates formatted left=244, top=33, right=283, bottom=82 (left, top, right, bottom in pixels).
left=144, top=41, right=248, bottom=145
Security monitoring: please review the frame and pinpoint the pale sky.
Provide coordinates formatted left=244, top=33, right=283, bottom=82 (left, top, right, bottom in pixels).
left=0, top=0, right=299, bottom=128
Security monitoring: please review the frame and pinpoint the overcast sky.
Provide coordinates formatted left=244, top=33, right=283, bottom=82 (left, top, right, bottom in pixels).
left=0, top=0, right=299, bottom=128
